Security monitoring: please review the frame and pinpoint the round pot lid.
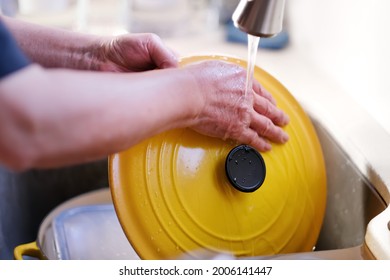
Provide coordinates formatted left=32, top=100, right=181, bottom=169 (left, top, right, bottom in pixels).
left=109, top=55, right=327, bottom=260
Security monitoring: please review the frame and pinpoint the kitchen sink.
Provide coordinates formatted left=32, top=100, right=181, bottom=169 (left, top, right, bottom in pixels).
left=313, top=119, right=386, bottom=252
left=1, top=109, right=388, bottom=260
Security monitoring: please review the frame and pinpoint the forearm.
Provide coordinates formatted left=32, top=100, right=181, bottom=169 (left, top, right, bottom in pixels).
left=1, top=15, right=104, bottom=70
left=0, top=65, right=200, bottom=170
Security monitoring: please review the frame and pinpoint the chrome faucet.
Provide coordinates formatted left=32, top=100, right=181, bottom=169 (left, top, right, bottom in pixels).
left=232, top=0, right=285, bottom=38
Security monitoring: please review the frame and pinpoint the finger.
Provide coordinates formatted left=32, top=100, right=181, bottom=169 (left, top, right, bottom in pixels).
left=250, top=112, right=289, bottom=144
left=253, top=94, right=290, bottom=126
left=147, top=34, right=178, bottom=69
left=237, top=129, right=272, bottom=152
left=252, top=79, right=276, bottom=105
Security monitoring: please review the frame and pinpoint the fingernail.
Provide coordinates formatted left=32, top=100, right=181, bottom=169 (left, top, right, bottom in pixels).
left=264, top=142, right=272, bottom=151
left=283, top=114, right=290, bottom=126
left=282, top=132, right=289, bottom=143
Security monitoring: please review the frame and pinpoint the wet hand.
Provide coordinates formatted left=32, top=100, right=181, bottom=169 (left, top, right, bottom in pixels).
left=95, top=33, right=178, bottom=72
left=185, top=60, right=289, bottom=152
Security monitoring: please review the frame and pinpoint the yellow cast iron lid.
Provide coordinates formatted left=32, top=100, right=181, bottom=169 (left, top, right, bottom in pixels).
left=109, top=55, right=327, bottom=260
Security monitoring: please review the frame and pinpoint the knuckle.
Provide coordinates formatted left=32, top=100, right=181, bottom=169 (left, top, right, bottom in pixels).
left=146, top=33, right=160, bottom=42
left=263, top=101, right=272, bottom=116
left=274, top=109, right=285, bottom=124
left=259, top=118, right=274, bottom=136
left=244, top=133, right=270, bottom=152
left=246, top=136, right=258, bottom=147
left=238, top=100, right=250, bottom=113
left=229, top=123, right=243, bottom=140
left=144, top=33, right=161, bottom=49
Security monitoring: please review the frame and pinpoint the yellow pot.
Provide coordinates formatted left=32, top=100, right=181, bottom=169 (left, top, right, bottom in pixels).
left=109, top=55, right=327, bottom=260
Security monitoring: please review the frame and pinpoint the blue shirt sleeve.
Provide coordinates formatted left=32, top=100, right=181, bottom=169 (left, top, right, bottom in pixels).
left=0, top=19, right=31, bottom=79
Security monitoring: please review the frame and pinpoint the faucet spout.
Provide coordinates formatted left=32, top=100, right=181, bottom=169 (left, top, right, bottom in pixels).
left=232, top=0, right=285, bottom=38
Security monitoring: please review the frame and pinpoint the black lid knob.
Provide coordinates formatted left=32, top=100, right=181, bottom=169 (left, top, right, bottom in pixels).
left=225, top=145, right=266, bottom=193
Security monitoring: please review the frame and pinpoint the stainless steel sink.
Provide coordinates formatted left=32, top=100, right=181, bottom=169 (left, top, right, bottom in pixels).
left=313, top=119, right=386, bottom=252
left=240, top=114, right=389, bottom=260
left=281, top=118, right=388, bottom=260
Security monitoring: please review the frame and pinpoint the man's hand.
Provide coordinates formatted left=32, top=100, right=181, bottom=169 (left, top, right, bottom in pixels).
left=95, top=33, right=178, bottom=72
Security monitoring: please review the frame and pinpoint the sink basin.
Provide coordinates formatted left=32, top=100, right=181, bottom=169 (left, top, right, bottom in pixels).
left=273, top=117, right=388, bottom=260
left=3, top=98, right=389, bottom=260
left=313, top=119, right=386, bottom=252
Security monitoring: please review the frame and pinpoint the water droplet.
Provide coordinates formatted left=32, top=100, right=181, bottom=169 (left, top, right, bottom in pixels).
left=233, top=177, right=237, bottom=182
left=235, top=160, right=238, bottom=165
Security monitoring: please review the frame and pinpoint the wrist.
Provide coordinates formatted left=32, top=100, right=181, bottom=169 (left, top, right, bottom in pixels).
left=61, top=34, right=106, bottom=71
left=177, top=67, right=205, bottom=128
